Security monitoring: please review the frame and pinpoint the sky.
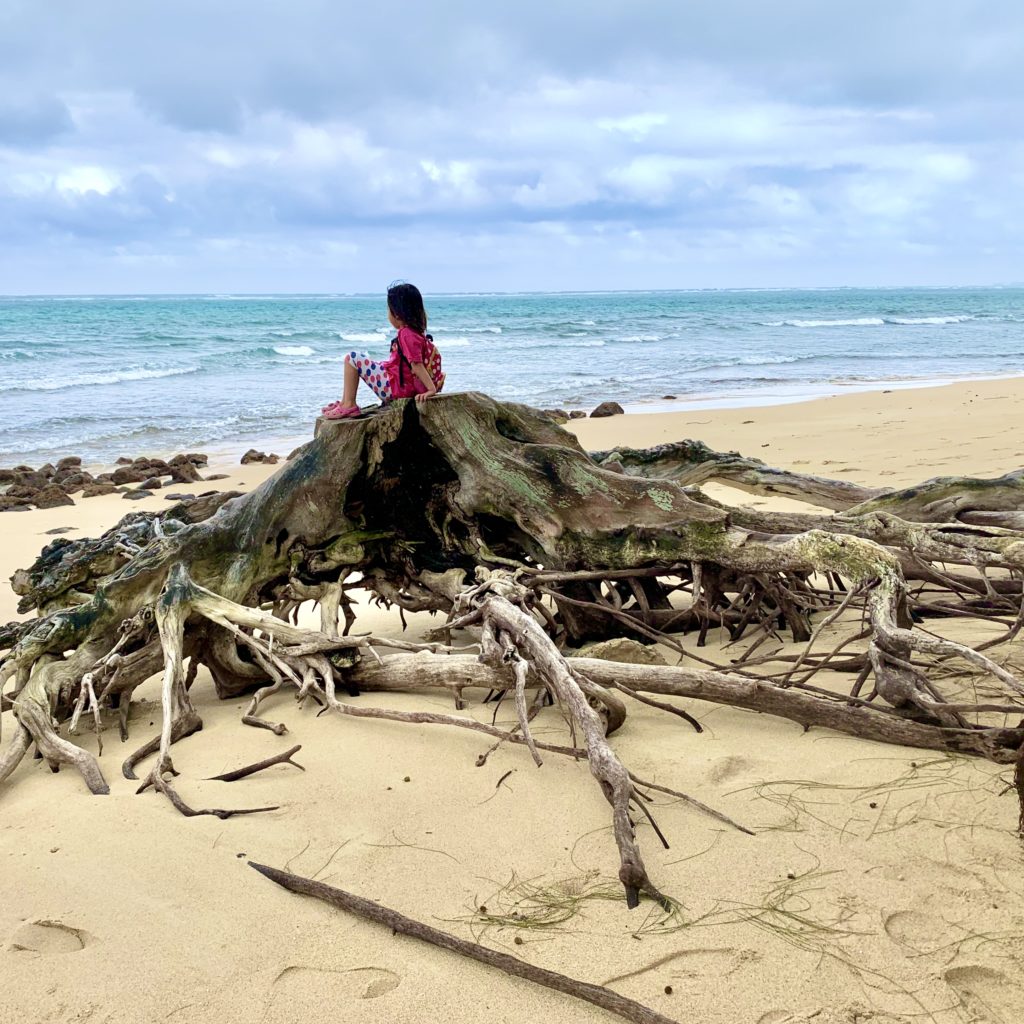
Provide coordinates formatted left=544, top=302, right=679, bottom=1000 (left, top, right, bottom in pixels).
left=1, top=1, right=1022, bottom=293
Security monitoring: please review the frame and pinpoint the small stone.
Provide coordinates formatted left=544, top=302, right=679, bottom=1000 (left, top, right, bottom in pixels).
left=513, top=936, right=523, bottom=945
left=479, top=905, right=487, bottom=913
left=403, top=776, right=411, bottom=782
left=661, top=395, right=677, bottom=400
left=742, top=420, right=754, bottom=424
left=123, top=490, right=153, bottom=500
left=590, top=401, right=625, bottom=418
left=44, top=527, right=74, bottom=535
left=869, top=801, right=878, bottom=809
left=236, top=852, right=246, bottom=859
left=50, top=847, right=59, bottom=854
left=205, top=473, right=228, bottom=481
left=786, top=871, right=796, bottom=880
left=664, top=985, right=673, bottom=995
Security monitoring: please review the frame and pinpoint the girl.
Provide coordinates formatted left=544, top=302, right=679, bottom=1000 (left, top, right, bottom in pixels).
left=322, top=282, right=439, bottom=418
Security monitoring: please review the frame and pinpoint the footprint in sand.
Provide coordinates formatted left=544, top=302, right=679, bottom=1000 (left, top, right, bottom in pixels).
left=706, top=754, right=758, bottom=784
left=264, top=965, right=400, bottom=1021
left=882, top=909, right=948, bottom=953
left=943, top=965, right=1024, bottom=1024
left=5, top=920, right=89, bottom=955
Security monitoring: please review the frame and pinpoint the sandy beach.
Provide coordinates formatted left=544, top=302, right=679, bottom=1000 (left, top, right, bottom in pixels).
left=2, top=377, right=1024, bottom=1024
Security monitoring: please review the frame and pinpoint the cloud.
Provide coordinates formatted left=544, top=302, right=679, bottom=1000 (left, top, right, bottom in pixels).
left=0, top=1, right=1022, bottom=290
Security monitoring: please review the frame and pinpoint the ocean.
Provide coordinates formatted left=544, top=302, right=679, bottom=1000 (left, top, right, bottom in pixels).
left=1, top=287, right=1022, bottom=464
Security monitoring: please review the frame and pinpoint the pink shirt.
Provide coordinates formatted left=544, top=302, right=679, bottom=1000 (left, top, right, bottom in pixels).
left=382, top=327, right=430, bottom=398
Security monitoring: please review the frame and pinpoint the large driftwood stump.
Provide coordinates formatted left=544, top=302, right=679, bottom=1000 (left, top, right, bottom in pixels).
left=3, top=392, right=1024, bottom=900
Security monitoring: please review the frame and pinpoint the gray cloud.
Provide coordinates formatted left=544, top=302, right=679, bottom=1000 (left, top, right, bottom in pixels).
left=0, top=1, right=1022, bottom=291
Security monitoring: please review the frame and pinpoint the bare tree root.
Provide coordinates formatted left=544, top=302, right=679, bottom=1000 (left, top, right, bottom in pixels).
left=249, top=862, right=680, bottom=1024
left=3, top=393, right=1024, bottom=910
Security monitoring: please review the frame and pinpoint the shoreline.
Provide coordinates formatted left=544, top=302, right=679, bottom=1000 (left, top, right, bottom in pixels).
left=4, top=370, right=1024, bottom=470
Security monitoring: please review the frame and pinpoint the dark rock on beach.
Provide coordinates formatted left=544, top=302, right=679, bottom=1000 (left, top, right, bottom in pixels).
left=123, top=490, right=154, bottom=501
left=241, top=449, right=280, bottom=465
left=56, top=456, right=82, bottom=471
left=0, top=496, right=33, bottom=512
left=108, top=465, right=150, bottom=486
left=590, top=401, right=625, bottom=418
left=54, top=471, right=93, bottom=493
left=141, top=477, right=163, bottom=490
left=569, top=410, right=586, bottom=419
left=172, top=452, right=209, bottom=467
left=169, top=461, right=202, bottom=483
left=81, top=482, right=119, bottom=498
left=32, top=485, right=75, bottom=509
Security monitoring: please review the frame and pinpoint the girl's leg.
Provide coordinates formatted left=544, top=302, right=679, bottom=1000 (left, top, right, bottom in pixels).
left=341, top=357, right=360, bottom=407
left=325, top=352, right=391, bottom=416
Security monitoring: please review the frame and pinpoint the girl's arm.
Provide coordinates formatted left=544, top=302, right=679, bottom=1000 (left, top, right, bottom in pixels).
left=410, top=361, right=437, bottom=401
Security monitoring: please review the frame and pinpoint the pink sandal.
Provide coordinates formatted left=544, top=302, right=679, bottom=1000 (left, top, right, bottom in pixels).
left=322, top=402, right=361, bottom=420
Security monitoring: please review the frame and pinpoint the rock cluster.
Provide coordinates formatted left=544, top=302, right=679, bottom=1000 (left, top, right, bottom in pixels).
left=0, top=452, right=211, bottom=513
left=240, top=449, right=280, bottom=465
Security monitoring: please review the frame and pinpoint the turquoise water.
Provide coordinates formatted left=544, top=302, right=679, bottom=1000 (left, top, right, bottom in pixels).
left=1, top=288, right=1023, bottom=463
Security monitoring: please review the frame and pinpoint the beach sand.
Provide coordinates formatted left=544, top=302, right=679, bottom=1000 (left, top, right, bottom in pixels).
left=2, top=377, right=1023, bottom=1024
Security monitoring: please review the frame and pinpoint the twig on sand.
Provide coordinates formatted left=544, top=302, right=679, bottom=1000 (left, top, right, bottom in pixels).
left=206, top=744, right=305, bottom=781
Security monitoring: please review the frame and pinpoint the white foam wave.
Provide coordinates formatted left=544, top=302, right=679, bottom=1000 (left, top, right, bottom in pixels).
left=886, top=315, right=974, bottom=325
left=620, top=334, right=661, bottom=342
left=436, top=338, right=470, bottom=347
left=461, top=326, right=502, bottom=334
left=273, top=344, right=315, bottom=357
left=340, top=331, right=388, bottom=343
left=3, top=365, right=198, bottom=394
left=784, top=318, right=885, bottom=328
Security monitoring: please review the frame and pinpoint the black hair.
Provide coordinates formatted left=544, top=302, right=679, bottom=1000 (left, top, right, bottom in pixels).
left=387, top=281, right=427, bottom=335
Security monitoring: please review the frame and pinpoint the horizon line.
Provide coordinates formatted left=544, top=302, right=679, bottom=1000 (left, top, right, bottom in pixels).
left=2, top=282, right=1023, bottom=299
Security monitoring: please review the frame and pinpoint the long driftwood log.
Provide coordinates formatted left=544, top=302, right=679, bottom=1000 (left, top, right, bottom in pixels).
left=3, top=391, right=1024, bottom=901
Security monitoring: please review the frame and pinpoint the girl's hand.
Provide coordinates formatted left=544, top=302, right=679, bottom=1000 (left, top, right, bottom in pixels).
left=415, top=390, right=437, bottom=404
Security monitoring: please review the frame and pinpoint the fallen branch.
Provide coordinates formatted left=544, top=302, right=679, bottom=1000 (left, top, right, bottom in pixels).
left=248, top=861, right=680, bottom=1024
